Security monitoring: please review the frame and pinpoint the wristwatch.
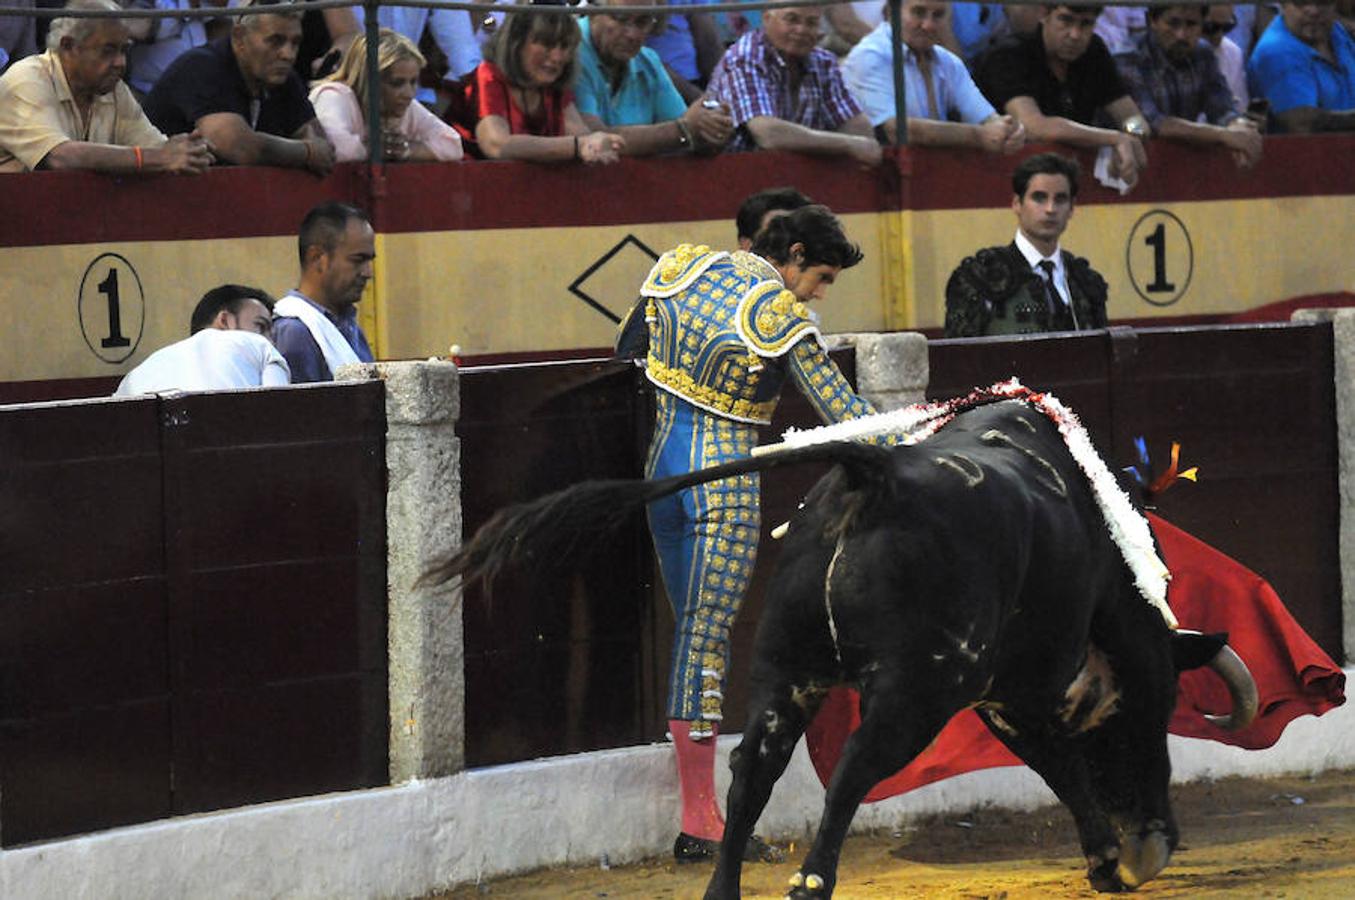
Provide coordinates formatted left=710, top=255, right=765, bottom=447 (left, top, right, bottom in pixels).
left=1122, top=117, right=1149, bottom=138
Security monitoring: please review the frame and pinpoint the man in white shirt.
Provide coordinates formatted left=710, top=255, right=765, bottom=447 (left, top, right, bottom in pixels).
left=114, top=284, right=291, bottom=396
left=944, top=152, right=1109, bottom=336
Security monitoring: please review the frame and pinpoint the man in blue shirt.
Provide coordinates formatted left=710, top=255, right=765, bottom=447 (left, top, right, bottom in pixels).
left=273, top=202, right=376, bottom=383
left=576, top=0, right=733, bottom=154
left=843, top=0, right=1025, bottom=151
left=1248, top=0, right=1355, bottom=132
left=644, top=0, right=725, bottom=102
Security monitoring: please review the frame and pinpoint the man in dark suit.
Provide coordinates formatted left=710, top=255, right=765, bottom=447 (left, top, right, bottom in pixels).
left=944, top=152, right=1108, bottom=337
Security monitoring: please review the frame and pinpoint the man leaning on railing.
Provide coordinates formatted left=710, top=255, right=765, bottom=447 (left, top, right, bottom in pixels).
left=142, top=0, right=336, bottom=175
left=0, top=0, right=212, bottom=173
left=706, top=3, right=881, bottom=166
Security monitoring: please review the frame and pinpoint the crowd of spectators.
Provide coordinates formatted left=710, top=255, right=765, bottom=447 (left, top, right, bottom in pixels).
left=2, top=0, right=1353, bottom=177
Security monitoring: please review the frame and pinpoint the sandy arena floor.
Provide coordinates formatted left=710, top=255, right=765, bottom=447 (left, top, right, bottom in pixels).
left=434, top=768, right=1355, bottom=899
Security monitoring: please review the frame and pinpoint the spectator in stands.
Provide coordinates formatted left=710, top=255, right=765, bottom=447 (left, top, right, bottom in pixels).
left=1248, top=0, right=1355, bottom=132
left=449, top=5, right=625, bottom=162
left=575, top=0, right=733, bottom=155
left=1206, top=4, right=1250, bottom=110
left=831, top=1, right=892, bottom=57
left=1, top=0, right=37, bottom=72
left=1002, top=1, right=1045, bottom=38
left=125, top=0, right=230, bottom=97
left=0, top=0, right=212, bottom=173
left=294, top=6, right=359, bottom=80
left=144, top=0, right=336, bottom=175
left=645, top=0, right=724, bottom=102
left=1115, top=5, right=1263, bottom=168
left=843, top=0, right=1026, bottom=152
left=945, top=152, right=1107, bottom=337
left=311, top=29, right=464, bottom=162
left=975, top=4, right=1150, bottom=186
left=115, top=285, right=290, bottom=396
left=273, top=202, right=376, bottom=383
left=351, top=3, right=484, bottom=96
left=1095, top=4, right=1145, bottom=54
left=1228, top=2, right=1272, bottom=59
left=734, top=185, right=812, bottom=249
left=948, top=3, right=1012, bottom=62
left=706, top=5, right=881, bottom=164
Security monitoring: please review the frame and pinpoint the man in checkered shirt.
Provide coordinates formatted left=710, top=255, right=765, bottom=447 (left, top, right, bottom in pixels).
left=706, top=5, right=881, bottom=164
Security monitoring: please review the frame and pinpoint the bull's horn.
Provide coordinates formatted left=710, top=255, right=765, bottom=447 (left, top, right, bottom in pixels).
left=1203, top=644, right=1259, bottom=731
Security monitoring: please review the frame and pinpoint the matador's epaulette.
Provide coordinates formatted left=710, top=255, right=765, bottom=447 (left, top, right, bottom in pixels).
left=735, top=281, right=821, bottom=357
left=641, top=243, right=729, bottom=298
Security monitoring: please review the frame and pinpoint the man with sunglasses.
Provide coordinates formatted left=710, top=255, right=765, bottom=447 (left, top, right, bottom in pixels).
left=1204, top=5, right=1250, bottom=110
left=1114, top=4, right=1262, bottom=169
left=1249, top=0, right=1355, bottom=131
left=574, top=0, right=734, bottom=154
left=706, top=5, right=881, bottom=165
left=976, top=4, right=1149, bottom=186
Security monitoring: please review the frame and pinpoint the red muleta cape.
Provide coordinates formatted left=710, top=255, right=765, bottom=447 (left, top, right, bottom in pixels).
left=804, top=512, right=1347, bottom=803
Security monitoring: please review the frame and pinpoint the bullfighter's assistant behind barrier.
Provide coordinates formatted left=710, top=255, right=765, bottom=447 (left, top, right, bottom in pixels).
left=615, top=204, right=886, bottom=863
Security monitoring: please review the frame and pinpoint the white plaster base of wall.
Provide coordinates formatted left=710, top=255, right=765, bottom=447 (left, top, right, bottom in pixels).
left=4, top=677, right=1351, bottom=900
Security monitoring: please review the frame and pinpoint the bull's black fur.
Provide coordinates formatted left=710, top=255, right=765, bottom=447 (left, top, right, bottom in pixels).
left=430, top=400, right=1250, bottom=899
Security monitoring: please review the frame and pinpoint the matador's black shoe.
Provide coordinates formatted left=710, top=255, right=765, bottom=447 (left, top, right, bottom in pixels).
left=673, top=832, right=786, bottom=864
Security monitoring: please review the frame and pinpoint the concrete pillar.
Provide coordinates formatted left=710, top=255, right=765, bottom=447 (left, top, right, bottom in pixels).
left=833, top=331, right=930, bottom=412
left=1293, top=309, right=1355, bottom=664
left=338, top=360, right=464, bottom=781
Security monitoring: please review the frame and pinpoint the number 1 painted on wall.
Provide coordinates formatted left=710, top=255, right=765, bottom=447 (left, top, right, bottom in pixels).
left=1144, top=223, right=1175, bottom=294
left=98, top=268, right=131, bottom=348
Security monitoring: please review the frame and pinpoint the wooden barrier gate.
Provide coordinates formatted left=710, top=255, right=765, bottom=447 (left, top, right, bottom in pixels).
left=0, top=383, right=388, bottom=846
left=0, top=322, right=1341, bottom=843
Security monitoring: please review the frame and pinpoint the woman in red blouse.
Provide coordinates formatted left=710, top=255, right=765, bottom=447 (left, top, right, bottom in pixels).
left=452, top=5, right=625, bottom=163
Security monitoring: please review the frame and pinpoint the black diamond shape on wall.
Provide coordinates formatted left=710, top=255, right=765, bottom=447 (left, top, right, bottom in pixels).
left=568, top=234, right=661, bottom=324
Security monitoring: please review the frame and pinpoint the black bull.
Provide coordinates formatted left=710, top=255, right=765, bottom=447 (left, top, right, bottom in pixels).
left=430, top=400, right=1258, bottom=898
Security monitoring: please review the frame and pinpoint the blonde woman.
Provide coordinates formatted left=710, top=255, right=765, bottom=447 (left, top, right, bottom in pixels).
left=310, top=28, right=464, bottom=162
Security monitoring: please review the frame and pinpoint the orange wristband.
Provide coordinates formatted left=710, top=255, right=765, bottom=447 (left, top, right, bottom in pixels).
left=133, top=146, right=143, bottom=171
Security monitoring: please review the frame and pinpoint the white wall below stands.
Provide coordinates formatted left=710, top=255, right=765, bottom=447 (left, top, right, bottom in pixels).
left=3, top=673, right=1351, bottom=900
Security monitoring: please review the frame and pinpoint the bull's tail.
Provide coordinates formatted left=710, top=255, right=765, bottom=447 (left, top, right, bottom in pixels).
left=422, top=440, right=895, bottom=592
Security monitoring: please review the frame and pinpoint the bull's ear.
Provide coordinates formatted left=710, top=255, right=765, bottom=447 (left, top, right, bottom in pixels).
left=1171, top=629, right=1229, bottom=672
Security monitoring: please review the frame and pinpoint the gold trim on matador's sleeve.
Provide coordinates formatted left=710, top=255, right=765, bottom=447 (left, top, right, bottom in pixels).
left=735, top=282, right=822, bottom=358
left=641, top=244, right=730, bottom=298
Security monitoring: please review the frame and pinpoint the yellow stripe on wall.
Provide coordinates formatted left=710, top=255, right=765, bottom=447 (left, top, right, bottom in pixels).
left=6, top=198, right=1347, bottom=384
left=375, top=213, right=886, bottom=360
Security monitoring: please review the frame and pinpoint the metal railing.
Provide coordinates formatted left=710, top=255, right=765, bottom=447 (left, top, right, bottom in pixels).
left=0, top=0, right=1234, bottom=163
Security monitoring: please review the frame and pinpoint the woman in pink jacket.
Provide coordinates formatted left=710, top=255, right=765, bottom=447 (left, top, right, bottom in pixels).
left=310, top=28, right=464, bottom=163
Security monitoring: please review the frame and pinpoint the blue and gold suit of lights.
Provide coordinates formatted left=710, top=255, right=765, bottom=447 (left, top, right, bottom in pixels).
left=617, top=244, right=878, bottom=736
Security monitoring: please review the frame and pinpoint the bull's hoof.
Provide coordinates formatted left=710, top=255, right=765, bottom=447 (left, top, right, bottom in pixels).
left=784, top=871, right=830, bottom=899
left=675, top=832, right=785, bottom=865
left=1086, top=851, right=1130, bottom=893
left=1117, top=829, right=1171, bottom=889
left=675, top=833, right=719, bottom=864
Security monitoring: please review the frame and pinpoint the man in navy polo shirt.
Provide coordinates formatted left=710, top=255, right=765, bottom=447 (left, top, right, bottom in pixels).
left=1249, top=0, right=1355, bottom=132
left=144, top=0, right=334, bottom=174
